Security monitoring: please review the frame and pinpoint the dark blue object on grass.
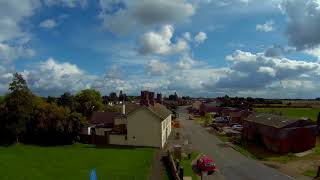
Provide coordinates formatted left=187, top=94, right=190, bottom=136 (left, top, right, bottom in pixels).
left=90, top=168, right=97, bottom=180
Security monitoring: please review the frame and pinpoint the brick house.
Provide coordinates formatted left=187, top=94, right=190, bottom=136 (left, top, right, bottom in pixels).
left=243, top=113, right=318, bottom=153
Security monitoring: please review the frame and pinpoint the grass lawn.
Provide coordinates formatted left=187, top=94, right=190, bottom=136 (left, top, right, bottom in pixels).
left=0, top=143, right=155, bottom=180
left=303, top=170, right=317, bottom=177
left=254, top=108, right=320, bottom=121
left=180, top=152, right=200, bottom=180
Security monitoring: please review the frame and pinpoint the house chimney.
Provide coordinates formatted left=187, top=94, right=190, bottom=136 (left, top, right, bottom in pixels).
left=140, top=91, right=150, bottom=106
left=149, top=92, right=155, bottom=106
left=156, top=93, right=163, bottom=104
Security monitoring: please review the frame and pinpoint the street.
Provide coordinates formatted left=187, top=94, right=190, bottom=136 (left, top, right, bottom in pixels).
left=177, top=106, right=293, bottom=180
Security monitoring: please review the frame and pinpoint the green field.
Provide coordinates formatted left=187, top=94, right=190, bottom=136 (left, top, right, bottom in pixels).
left=254, top=108, right=320, bottom=121
left=0, top=144, right=155, bottom=180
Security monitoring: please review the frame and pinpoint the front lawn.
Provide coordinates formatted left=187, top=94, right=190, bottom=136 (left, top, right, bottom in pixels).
left=254, top=108, right=320, bottom=121
left=0, top=144, right=155, bottom=180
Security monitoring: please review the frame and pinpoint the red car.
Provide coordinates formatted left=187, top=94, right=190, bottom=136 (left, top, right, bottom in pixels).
left=196, top=156, right=217, bottom=175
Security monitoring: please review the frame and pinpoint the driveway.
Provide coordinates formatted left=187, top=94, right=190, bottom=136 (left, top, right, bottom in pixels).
left=177, top=106, right=293, bottom=180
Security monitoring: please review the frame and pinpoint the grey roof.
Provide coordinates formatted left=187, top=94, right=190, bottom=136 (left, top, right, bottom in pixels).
left=147, top=103, right=172, bottom=120
left=245, top=113, right=298, bottom=128
left=90, top=112, right=123, bottom=125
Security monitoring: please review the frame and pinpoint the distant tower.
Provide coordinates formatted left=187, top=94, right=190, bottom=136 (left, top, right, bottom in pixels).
left=156, top=93, right=163, bottom=104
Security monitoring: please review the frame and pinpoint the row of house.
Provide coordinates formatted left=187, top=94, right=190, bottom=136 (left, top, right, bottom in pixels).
left=192, top=99, right=318, bottom=153
left=192, top=100, right=252, bottom=124
left=81, top=91, right=172, bottom=148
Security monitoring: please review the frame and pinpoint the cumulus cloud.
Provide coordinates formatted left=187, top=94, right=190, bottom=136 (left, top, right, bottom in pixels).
left=0, top=0, right=39, bottom=63
left=139, top=25, right=189, bottom=55
left=22, top=58, right=96, bottom=95
left=177, top=55, right=198, bottom=70
left=145, top=59, right=170, bottom=75
left=281, top=0, right=320, bottom=50
left=183, top=32, right=192, bottom=41
left=99, top=0, right=195, bottom=34
left=304, top=46, right=320, bottom=60
left=264, top=45, right=296, bottom=57
left=256, top=20, right=274, bottom=32
left=0, top=43, right=35, bottom=63
left=257, top=66, right=276, bottom=77
left=39, top=19, right=57, bottom=29
left=0, top=0, right=40, bottom=42
left=194, top=32, right=208, bottom=44
left=215, top=50, right=320, bottom=91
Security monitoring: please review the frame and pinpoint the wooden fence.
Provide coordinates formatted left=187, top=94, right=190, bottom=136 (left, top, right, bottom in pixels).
left=79, top=134, right=109, bottom=146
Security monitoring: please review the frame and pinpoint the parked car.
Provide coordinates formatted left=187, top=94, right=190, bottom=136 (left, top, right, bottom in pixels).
left=231, top=124, right=243, bottom=131
left=214, top=117, right=228, bottom=123
left=196, top=155, right=217, bottom=175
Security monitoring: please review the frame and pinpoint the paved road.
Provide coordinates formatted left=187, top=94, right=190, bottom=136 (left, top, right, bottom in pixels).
left=177, top=106, right=293, bottom=180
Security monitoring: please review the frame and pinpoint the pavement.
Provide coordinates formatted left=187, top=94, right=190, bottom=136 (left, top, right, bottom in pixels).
left=177, top=106, right=294, bottom=180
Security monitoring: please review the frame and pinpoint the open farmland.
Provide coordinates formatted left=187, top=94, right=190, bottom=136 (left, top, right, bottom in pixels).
left=254, top=108, right=320, bottom=121
left=0, top=144, right=155, bottom=180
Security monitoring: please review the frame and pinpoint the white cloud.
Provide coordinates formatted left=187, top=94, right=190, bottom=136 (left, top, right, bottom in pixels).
left=0, top=0, right=39, bottom=64
left=257, top=66, right=276, bottom=77
left=281, top=0, right=320, bottom=50
left=139, top=25, right=189, bottom=55
left=145, top=59, right=170, bottom=75
left=177, top=55, right=197, bottom=69
left=226, top=50, right=257, bottom=62
left=0, top=0, right=40, bottom=42
left=194, top=32, right=207, bottom=44
left=183, top=32, right=192, bottom=41
left=39, top=19, right=57, bottom=29
left=0, top=43, right=35, bottom=63
left=215, top=50, right=320, bottom=94
left=256, top=20, right=275, bottom=32
left=304, top=46, right=320, bottom=60
left=22, top=58, right=96, bottom=95
left=99, top=0, right=195, bottom=34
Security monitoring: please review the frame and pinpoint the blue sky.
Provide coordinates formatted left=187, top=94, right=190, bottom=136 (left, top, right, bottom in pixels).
left=1, top=0, right=320, bottom=98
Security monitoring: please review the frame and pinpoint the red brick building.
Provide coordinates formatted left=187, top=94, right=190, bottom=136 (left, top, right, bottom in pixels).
left=243, top=113, right=317, bottom=153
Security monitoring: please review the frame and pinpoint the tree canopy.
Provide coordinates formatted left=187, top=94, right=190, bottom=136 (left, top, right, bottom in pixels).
left=75, top=89, right=104, bottom=117
left=0, top=73, right=87, bottom=145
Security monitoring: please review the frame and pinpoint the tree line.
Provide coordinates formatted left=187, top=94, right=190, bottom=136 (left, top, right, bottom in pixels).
left=0, top=73, right=106, bottom=145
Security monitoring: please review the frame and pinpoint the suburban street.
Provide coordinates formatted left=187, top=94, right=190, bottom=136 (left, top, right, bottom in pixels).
left=177, top=106, right=293, bottom=180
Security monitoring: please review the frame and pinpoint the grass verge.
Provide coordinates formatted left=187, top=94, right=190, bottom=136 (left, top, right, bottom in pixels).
left=180, top=152, right=200, bottom=180
left=303, top=170, right=317, bottom=177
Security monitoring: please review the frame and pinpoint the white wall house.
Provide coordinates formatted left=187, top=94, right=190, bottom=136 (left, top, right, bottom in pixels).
left=126, top=107, right=171, bottom=148
left=86, top=103, right=172, bottom=148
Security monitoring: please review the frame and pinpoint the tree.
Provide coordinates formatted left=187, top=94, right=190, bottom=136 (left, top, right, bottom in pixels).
left=4, top=73, right=34, bottom=143
left=46, top=96, right=57, bottom=104
left=75, top=89, right=104, bottom=117
left=109, top=92, right=118, bottom=102
left=57, top=92, right=77, bottom=111
left=29, top=97, right=86, bottom=145
left=204, top=113, right=212, bottom=127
